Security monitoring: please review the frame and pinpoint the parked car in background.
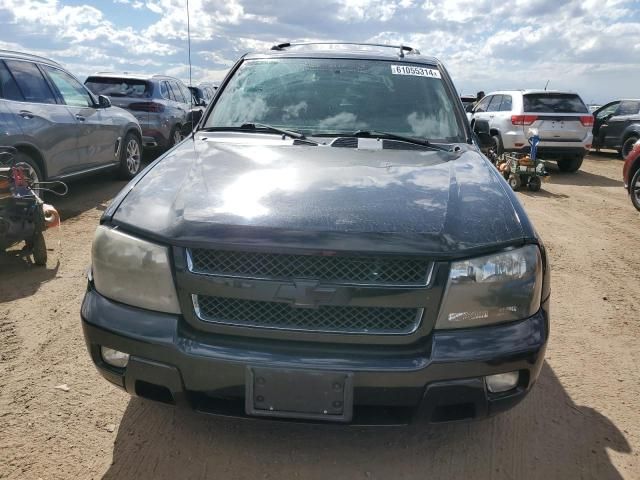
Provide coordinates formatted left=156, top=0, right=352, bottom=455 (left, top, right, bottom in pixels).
left=188, top=85, right=207, bottom=107
left=592, top=99, right=640, bottom=159
left=85, top=73, right=192, bottom=151
left=0, top=50, right=142, bottom=183
left=188, top=82, right=218, bottom=107
left=622, top=138, right=640, bottom=211
left=469, top=90, right=593, bottom=172
left=588, top=104, right=601, bottom=113
left=460, top=94, right=476, bottom=112
left=82, top=42, right=550, bottom=426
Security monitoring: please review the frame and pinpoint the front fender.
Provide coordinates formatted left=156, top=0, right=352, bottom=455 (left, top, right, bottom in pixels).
left=122, top=121, right=142, bottom=139
left=622, top=123, right=640, bottom=141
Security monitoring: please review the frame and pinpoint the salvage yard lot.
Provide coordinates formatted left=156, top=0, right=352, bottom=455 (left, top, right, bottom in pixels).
left=1, top=152, right=639, bottom=479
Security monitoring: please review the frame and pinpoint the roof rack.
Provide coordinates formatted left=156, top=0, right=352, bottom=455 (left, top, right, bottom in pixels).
left=270, top=42, right=420, bottom=57
left=0, top=49, right=63, bottom=67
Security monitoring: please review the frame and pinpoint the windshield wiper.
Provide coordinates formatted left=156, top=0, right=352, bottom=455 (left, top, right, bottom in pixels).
left=200, top=123, right=319, bottom=145
left=347, top=130, right=451, bottom=152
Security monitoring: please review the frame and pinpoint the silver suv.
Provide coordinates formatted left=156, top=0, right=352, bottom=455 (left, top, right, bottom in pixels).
left=85, top=73, right=193, bottom=151
left=0, top=50, right=143, bottom=183
left=470, top=90, right=593, bottom=172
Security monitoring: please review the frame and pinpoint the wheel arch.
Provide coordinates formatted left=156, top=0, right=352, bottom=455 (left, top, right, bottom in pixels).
left=125, top=125, right=142, bottom=143
left=13, top=143, right=47, bottom=180
left=622, top=124, right=640, bottom=143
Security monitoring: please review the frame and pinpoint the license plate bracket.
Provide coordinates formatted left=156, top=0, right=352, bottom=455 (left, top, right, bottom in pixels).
left=245, top=367, right=353, bottom=422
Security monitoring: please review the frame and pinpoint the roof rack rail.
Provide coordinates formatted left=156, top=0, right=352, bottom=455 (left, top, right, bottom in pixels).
left=270, top=42, right=420, bottom=57
left=0, top=49, right=63, bottom=67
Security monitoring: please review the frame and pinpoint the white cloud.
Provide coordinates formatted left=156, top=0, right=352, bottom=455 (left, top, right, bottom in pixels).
left=0, top=0, right=639, bottom=101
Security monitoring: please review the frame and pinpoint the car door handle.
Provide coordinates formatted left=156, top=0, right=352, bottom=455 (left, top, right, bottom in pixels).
left=489, top=115, right=495, bottom=118
left=75, top=114, right=86, bottom=122
left=19, top=110, right=34, bottom=119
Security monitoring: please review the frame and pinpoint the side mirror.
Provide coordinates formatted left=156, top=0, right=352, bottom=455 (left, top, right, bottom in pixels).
left=198, top=99, right=207, bottom=107
left=180, top=122, right=194, bottom=137
left=465, top=104, right=475, bottom=113
left=473, top=119, right=493, bottom=150
left=98, top=95, right=111, bottom=108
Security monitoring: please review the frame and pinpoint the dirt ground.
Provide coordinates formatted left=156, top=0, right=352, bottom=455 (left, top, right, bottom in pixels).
left=0, top=151, right=639, bottom=480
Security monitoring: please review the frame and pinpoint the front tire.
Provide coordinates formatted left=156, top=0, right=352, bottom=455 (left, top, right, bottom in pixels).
left=168, top=125, right=183, bottom=148
left=491, top=134, right=504, bottom=156
left=630, top=168, right=640, bottom=212
left=29, top=232, right=47, bottom=266
left=622, top=136, right=639, bottom=160
left=557, top=155, right=584, bottom=173
left=118, top=133, right=142, bottom=180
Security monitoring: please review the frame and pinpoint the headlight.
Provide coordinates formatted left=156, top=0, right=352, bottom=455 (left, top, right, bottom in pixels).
left=436, top=245, right=542, bottom=329
left=91, top=225, right=181, bottom=314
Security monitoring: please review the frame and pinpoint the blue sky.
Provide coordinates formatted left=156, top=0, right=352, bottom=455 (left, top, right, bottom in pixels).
left=1, top=0, right=639, bottom=104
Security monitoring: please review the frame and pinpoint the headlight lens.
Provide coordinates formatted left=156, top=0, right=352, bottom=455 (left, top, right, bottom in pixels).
left=91, top=225, right=181, bottom=314
left=436, top=245, right=542, bottom=329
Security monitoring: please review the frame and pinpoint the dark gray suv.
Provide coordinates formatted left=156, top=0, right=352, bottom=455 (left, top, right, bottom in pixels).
left=82, top=43, right=550, bottom=425
left=0, top=50, right=143, bottom=183
left=85, top=73, right=193, bottom=151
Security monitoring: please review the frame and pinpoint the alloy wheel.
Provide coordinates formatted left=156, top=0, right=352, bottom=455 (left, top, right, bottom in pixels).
left=126, top=139, right=141, bottom=175
left=15, top=161, right=41, bottom=197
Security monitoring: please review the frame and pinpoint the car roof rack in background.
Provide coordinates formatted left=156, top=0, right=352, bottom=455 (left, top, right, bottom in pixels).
left=270, top=42, right=421, bottom=57
left=0, top=49, right=63, bottom=67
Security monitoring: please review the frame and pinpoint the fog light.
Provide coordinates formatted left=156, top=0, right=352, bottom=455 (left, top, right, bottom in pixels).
left=485, top=371, right=519, bottom=393
left=101, top=346, right=129, bottom=368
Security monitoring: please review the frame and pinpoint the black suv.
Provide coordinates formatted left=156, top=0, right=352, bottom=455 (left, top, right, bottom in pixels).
left=592, top=99, right=640, bottom=158
left=81, top=43, right=550, bottom=425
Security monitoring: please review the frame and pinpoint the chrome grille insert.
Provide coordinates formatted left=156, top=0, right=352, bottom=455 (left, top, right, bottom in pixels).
left=193, top=295, right=423, bottom=335
left=187, top=249, right=432, bottom=286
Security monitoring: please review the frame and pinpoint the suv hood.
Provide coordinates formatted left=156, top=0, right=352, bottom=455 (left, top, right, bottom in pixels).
left=109, top=134, right=528, bottom=256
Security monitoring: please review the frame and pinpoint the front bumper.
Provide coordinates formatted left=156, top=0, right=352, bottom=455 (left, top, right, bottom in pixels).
left=81, top=288, right=549, bottom=425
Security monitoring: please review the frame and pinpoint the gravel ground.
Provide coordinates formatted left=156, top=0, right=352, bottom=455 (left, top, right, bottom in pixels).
left=0, top=152, right=638, bottom=479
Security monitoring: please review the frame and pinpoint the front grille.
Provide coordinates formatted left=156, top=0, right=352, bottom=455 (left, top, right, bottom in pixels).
left=193, top=295, right=423, bottom=335
left=188, top=249, right=431, bottom=286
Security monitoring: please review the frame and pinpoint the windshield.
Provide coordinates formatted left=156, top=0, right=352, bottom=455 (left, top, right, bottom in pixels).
left=85, top=77, right=151, bottom=98
left=205, top=58, right=464, bottom=142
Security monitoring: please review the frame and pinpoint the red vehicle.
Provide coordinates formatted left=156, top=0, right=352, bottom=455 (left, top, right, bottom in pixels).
left=623, top=139, right=640, bottom=211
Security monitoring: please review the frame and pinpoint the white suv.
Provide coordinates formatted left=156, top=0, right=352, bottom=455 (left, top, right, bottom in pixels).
left=470, top=90, right=593, bottom=172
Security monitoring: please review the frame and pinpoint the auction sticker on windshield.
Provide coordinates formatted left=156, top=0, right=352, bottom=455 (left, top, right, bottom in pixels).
left=390, top=65, right=441, bottom=79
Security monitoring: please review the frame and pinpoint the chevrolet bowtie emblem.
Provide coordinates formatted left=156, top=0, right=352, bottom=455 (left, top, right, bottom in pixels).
left=275, top=281, right=336, bottom=307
